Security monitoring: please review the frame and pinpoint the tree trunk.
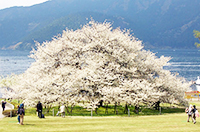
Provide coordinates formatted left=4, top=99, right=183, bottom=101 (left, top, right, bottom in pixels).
left=114, top=102, right=118, bottom=114
left=124, top=103, right=128, bottom=114
left=70, top=104, right=75, bottom=115
left=95, top=108, right=98, bottom=114
left=134, top=105, right=139, bottom=114
left=66, top=103, right=70, bottom=114
left=105, top=104, right=108, bottom=114
left=99, top=100, right=103, bottom=107
left=155, top=101, right=160, bottom=110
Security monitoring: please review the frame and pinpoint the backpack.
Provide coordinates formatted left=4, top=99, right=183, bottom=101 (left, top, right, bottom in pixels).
left=19, top=108, right=24, bottom=115
left=42, top=114, right=45, bottom=118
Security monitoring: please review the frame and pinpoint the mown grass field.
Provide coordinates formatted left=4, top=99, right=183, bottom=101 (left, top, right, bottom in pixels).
left=0, top=101, right=200, bottom=132
left=0, top=113, right=200, bottom=132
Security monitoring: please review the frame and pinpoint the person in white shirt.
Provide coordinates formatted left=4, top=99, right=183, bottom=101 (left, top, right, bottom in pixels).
left=60, top=104, right=65, bottom=118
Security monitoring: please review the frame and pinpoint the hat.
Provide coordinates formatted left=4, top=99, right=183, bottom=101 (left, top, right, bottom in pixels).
left=20, top=103, right=24, bottom=108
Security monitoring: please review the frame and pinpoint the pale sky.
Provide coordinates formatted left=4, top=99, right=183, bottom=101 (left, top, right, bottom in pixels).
left=0, top=0, right=49, bottom=10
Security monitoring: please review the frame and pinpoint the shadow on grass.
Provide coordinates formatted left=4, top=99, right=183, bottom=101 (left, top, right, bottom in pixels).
left=23, top=124, right=36, bottom=126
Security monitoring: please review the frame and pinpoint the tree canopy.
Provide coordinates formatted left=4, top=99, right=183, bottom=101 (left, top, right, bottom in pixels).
left=1, top=20, right=190, bottom=108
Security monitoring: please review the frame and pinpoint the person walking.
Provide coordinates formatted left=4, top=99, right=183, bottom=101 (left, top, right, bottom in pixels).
left=16, top=105, right=20, bottom=124
left=186, top=105, right=193, bottom=122
left=60, top=104, right=65, bottom=118
left=19, top=104, right=25, bottom=125
left=191, top=105, right=197, bottom=124
left=36, top=101, right=43, bottom=118
left=1, top=100, right=6, bottom=112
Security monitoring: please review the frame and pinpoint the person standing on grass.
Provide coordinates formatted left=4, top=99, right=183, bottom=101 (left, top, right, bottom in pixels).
left=191, top=105, right=197, bottom=124
left=1, top=100, right=6, bottom=112
left=36, top=101, right=43, bottom=118
left=186, top=104, right=193, bottom=122
left=16, top=105, right=20, bottom=124
left=19, top=104, right=25, bottom=125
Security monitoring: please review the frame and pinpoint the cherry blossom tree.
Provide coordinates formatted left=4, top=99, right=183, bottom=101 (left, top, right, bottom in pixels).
left=0, top=74, right=18, bottom=99
left=2, top=20, right=190, bottom=108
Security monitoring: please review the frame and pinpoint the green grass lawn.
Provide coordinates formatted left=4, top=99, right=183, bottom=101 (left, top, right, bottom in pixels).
left=0, top=101, right=199, bottom=132
left=0, top=113, right=199, bottom=132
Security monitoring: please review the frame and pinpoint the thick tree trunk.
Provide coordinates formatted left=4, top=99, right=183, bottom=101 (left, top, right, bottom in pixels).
left=124, top=103, right=128, bottom=114
left=134, top=105, right=139, bottom=114
left=155, top=101, right=160, bottom=110
left=70, top=104, right=75, bottom=115
left=95, top=108, right=98, bottom=114
left=114, top=102, right=118, bottom=114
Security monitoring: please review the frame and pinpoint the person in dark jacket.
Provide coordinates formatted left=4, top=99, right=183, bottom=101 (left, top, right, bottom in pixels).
left=1, top=100, right=6, bottom=112
left=36, top=101, right=43, bottom=118
left=192, top=105, right=197, bottom=124
left=17, top=105, right=20, bottom=124
left=19, top=104, right=25, bottom=125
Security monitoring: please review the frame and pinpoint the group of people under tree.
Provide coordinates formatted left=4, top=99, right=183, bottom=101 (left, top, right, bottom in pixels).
left=185, top=104, right=199, bottom=124
left=36, top=101, right=65, bottom=118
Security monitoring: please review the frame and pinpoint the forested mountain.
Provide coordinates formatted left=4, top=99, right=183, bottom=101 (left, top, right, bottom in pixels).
left=0, top=0, right=200, bottom=50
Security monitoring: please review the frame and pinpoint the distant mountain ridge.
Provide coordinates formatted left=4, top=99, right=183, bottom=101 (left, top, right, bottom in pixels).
left=0, top=0, right=200, bottom=50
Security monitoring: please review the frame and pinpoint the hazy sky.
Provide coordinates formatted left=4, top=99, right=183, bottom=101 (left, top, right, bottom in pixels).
left=0, top=0, right=49, bottom=10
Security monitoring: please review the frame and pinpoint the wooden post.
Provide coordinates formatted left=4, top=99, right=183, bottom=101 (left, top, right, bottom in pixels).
left=128, top=108, right=130, bottom=117
left=91, top=109, right=93, bottom=117
left=10, top=110, right=12, bottom=118
left=159, top=107, right=161, bottom=115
